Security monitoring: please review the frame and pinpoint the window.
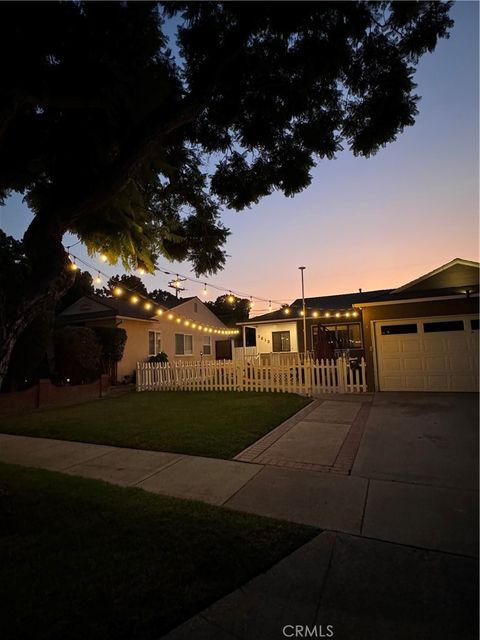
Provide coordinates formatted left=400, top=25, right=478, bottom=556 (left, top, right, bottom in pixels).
left=324, top=323, right=363, bottom=348
left=272, top=331, right=291, bottom=352
left=424, top=320, right=464, bottom=333
left=381, top=324, right=417, bottom=335
left=202, top=335, right=212, bottom=355
left=471, top=319, right=479, bottom=331
left=175, top=333, right=193, bottom=355
left=148, top=331, right=162, bottom=356
left=194, top=303, right=198, bottom=313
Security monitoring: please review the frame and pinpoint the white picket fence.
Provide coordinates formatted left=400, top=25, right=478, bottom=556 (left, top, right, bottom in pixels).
left=136, top=357, right=367, bottom=395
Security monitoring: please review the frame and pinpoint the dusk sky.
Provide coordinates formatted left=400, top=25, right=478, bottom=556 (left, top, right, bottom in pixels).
left=1, top=1, right=478, bottom=314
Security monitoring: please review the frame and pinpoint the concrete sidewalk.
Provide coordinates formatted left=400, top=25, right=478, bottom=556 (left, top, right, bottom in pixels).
left=0, top=429, right=477, bottom=557
left=163, top=532, right=478, bottom=640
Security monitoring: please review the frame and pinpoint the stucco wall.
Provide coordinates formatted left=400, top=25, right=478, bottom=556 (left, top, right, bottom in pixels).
left=116, top=318, right=161, bottom=380
left=254, top=321, right=299, bottom=353
left=114, top=298, right=229, bottom=378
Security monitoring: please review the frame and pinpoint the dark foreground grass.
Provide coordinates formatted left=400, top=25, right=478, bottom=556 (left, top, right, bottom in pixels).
left=0, top=391, right=311, bottom=458
left=0, top=462, right=317, bottom=640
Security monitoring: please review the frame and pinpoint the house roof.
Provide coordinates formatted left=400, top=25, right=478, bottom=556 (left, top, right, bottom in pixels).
left=353, top=259, right=479, bottom=305
left=238, top=289, right=390, bottom=325
left=391, top=258, right=479, bottom=293
left=59, top=295, right=167, bottom=321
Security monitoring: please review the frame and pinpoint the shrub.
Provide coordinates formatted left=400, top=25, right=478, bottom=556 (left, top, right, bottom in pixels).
left=54, top=326, right=102, bottom=384
left=148, top=352, right=168, bottom=364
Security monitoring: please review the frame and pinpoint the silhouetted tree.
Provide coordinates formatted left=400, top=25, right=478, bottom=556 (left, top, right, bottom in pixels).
left=105, top=274, right=148, bottom=297
left=206, top=295, right=250, bottom=326
left=0, top=1, right=454, bottom=385
left=150, top=288, right=181, bottom=307
left=57, top=271, right=94, bottom=312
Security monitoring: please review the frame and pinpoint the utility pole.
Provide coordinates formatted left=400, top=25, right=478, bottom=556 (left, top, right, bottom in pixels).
left=298, top=266, right=307, bottom=357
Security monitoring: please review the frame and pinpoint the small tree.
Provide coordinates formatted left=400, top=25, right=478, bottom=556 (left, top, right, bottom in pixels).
left=92, top=327, right=127, bottom=380
left=54, top=326, right=101, bottom=384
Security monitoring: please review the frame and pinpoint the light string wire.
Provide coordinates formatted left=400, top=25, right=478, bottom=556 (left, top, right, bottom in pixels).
left=66, top=252, right=241, bottom=335
left=67, top=251, right=359, bottom=322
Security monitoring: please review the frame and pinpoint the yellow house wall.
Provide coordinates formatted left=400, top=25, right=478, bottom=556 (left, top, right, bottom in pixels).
left=116, top=318, right=161, bottom=380
left=114, top=298, right=229, bottom=378
left=162, top=298, right=229, bottom=362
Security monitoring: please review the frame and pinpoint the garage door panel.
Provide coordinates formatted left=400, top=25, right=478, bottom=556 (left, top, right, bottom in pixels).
left=376, top=316, right=479, bottom=392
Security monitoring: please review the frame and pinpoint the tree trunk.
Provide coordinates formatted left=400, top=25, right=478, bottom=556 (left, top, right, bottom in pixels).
left=0, top=215, right=75, bottom=391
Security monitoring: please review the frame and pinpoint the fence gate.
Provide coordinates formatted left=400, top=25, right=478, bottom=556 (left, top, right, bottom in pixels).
left=136, top=357, right=367, bottom=395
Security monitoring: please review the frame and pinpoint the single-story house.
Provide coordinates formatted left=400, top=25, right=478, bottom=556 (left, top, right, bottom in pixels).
left=237, top=259, right=479, bottom=392
left=59, top=295, right=235, bottom=382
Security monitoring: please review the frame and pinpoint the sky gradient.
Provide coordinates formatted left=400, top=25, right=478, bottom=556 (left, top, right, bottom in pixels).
left=1, top=1, right=478, bottom=314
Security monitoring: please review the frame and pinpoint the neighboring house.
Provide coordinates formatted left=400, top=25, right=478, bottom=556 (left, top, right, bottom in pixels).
left=237, top=258, right=479, bottom=393
left=353, top=258, right=479, bottom=392
left=236, top=289, right=390, bottom=362
left=59, top=295, right=233, bottom=382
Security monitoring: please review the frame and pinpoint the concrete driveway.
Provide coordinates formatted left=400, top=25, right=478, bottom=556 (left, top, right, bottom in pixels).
left=352, top=392, right=478, bottom=489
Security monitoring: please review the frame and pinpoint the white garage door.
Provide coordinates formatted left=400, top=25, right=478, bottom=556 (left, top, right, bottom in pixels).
left=374, top=315, right=479, bottom=392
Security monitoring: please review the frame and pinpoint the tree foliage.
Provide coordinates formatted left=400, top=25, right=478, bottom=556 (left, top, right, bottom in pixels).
left=106, top=274, right=149, bottom=298
left=206, top=295, right=250, bottom=326
left=0, top=1, right=453, bottom=385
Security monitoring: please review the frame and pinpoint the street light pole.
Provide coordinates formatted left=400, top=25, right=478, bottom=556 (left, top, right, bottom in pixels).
left=298, top=266, right=307, bottom=358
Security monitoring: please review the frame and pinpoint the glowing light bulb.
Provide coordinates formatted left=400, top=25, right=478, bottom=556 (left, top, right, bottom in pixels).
left=284, top=308, right=290, bottom=315
left=313, top=311, right=318, bottom=318
left=100, top=254, right=108, bottom=263
left=249, top=297, right=254, bottom=308
left=156, top=309, right=163, bottom=316
left=345, top=312, right=350, bottom=318
left=192, top=323, right=197, bottom=329
left=114, top=287, right=123, bottom=296
left=184, top=320, right=190, bottom=326
left=95, top=274, right=101, bottom=285
left=70, top=262, right=78, bottom=271
left=335, top=312, right=340, bottom=318
left=138, top=268, right=145, bottom=275
left=176, top=317, right=181, bottom=323
left=353, top=311, right=358, bottom=317
left=268, top=301, right=272, bottom=311
left=144, top=302, right=152, bottom=310
left=131, top=295, right=139, bottom=304
left=203, top=284, right=208, bottom=296
left=168, top=313, right=174, bottom=320
left=325, top=312, right=330, bottom=318
left=227, top=293, right=235, bottom=303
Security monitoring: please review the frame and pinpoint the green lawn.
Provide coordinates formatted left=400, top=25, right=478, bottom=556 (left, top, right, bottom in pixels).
left=0, top=391, right=311, bottom=458
left=0, top=463, right=317, bottom=640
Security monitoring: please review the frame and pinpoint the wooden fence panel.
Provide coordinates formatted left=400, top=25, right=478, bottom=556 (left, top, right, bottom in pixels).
left=136, top=357, right=367, bottom=395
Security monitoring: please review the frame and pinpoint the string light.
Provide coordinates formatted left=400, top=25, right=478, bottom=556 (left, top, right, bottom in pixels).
left=100, top=254, right=108, bottom=263
left=95, top=273, right=101, bottom=285
left=138, top=268, right=146, bottom=275
left=144, top=302, right=152, bottom=311
left=227, top=292, right=235, bottom=304
left=156, top=309, right=163, bottom=316
left=113, top=287, right=123, bottom=296
left=131, top=295, right=139, bottom=304
left=203, top=284, right=208, bottom=296
left=284, top=307, right=290, bottom=315
left=268, top=301, right=272, bottom=311
left=249, top=297, right=254, bottom=309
